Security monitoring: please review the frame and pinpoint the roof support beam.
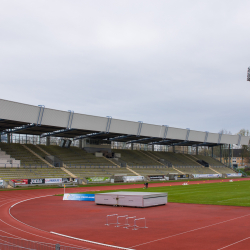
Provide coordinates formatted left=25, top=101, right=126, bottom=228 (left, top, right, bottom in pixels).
left=67, top=110, right=74, bottom=130
left=163, top=125, right=169, bottom=139
left=172, top=128, right=190, bottom=146
left=73, top=132, right=107, bottom=141
left=126, top=137, right=157, bottom=144
left=148, top=139, right=175, bottom=145
left=37, top=105, right=45, bottom=126
left=1, top=124, right=36, bottom=135
left=106, top=116, right=112, bottom=134
left=40, top=128, right=76, bottom=138
left=110, top=134, right=134, bottom=141
left=137, top=121, right=143, bottom=137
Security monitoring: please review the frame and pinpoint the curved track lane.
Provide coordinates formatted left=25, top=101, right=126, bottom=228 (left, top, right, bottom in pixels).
left=1, top=178, right=250, bottom=250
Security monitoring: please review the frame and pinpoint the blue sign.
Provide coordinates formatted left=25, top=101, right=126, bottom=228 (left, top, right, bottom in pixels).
left=63, top=193, right=95, bottom=201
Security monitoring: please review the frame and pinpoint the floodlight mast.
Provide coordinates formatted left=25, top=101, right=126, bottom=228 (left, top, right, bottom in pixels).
left=247, top=67, right=250, bottom=81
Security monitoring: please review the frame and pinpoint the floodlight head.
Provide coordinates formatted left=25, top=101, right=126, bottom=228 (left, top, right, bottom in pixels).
left=247, top=67, right=250, bottom=81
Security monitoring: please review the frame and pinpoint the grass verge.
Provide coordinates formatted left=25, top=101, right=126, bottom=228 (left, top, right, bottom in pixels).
left=59, top=180, right=250, bottom=207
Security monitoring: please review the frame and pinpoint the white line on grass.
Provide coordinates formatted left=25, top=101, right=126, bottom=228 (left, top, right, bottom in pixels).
left=217, top=196, right=250, bottom=202
left=50, top=232, right=135, bottom=250
left=130, top=213, right=250, bottom=248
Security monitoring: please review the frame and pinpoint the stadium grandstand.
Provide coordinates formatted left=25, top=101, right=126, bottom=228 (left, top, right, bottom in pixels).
left=0, top=99, right=249, bottom=186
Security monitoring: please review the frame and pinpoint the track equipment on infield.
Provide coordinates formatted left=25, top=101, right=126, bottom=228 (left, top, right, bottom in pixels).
left=132, top=218, right=148, bottom=230
left=124, top=216, right=137, bottom=229
left=115, top=215, right=128, bottom=227
left=105, top=214, right=118, bottom=226
left=105, top=214, right=148, bottom=230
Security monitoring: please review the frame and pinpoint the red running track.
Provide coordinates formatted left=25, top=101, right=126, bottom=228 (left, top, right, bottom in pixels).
left=1, top=178, right=250, bottom=250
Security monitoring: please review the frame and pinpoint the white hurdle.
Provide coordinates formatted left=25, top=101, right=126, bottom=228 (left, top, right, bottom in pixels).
left=132, top=218, right=148, bottom=230
left=105, top=214, right=118, bottom=226
left=115, top=215, right=128, bottom=227
left=123, top=216, right=136, bottom=229
left=105, top=215, right=148, bottom=230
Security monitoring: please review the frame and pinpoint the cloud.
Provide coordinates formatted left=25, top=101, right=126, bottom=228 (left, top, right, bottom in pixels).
left=0, top=0, right=250, bottom=134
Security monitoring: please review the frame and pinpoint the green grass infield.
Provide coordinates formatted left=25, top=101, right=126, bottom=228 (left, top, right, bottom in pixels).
left=59, top=180, right=250, bottom=207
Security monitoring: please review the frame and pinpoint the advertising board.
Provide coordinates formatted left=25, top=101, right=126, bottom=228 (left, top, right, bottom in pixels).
left=11, top=179, right=29, bottom=185
left=29, top=179, right=44, bottom=184
left=63, top=193, right=95, bottom=201
left=0, top=180, right=4, bottom=186
left=226, top=173, right=242, bottom=177
left=148, top=175, right=167, bottom=181
left=45, top=178, right=62, bottom=184
left=86, top=177, right=110, bottom=182
left=123, top=176, right=144, bottom=182
left=193, top=174, right=222, bottom=178
left=62, top=178, right=71, bottom=183
left=177, top=174, right=189, bottom=178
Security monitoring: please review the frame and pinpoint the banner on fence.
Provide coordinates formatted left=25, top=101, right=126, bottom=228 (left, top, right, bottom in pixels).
left=63, top=193, right=95, bottom=201
left=0, top=180, right=4, bottom=186
left=148, top=175, right=167, bottom=181
left=45, top=178, right=62, bottom=184
left=29, top=179, right=45, bottom=184
left=86, top=177, right=110, bottom=182
left=193, top=174, right=222, bottom=178
left=226, top=173, right=242, bottom=177
left=11, top=179, right=29, bottom=185
left=123, top=176, right=144, bottom=182
left=62, top=178, right=71, bottom=183
left=177, top=174, right=189, bottom=178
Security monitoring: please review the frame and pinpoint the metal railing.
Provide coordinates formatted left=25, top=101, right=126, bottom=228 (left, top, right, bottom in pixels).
left=0, top=235, right=93, bottom=250
left=0, top=241, right=35, bottom=250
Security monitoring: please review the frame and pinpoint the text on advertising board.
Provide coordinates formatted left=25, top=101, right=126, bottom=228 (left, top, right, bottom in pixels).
left=11, top=179, right=29, bottom=185
left=30, top=179, right=44, bottom=184
left=45, top=178, right=62, bottom=184
left=63, top=194, right=95, bottom=201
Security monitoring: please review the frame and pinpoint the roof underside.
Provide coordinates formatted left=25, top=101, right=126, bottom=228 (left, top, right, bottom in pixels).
left=0, top=99, right=249, bottom=146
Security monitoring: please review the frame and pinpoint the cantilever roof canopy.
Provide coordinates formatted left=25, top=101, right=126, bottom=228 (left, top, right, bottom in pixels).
left=0, top=99, right=249, bottom=146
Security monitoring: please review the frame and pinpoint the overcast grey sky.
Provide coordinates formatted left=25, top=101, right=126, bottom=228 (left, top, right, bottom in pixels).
left=1, top=0, right=249, bottom=134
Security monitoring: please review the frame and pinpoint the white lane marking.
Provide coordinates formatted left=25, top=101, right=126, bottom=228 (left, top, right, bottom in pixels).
left=51, top=232, right=135, bottom=250
left=8, top=195, right=53, bottom=232
left=0, top=196, right=95, bottom=249
left=130, top=213, right=250, bottom=248
left=217, top=236, right=250, bottom=249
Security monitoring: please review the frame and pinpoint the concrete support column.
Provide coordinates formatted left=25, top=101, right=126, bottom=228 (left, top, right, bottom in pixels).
left=25, top=134, right=27, bottom=144
left=46, top=136, right=50, bottom=146
left=211, top=147, right=214, bottom=158
left=79, top=139, right=82, bottom=149
left=131, top=143, right=134, bottom=150
left=0, top=134, right=1, bottom=142
left=229, top=144, right=231, bottom=168
left=220, top=145, right=222, bottom=162
left=173, top=145, right=175, bottom=153
left=152, top=145, right=154, bottom=151
left=7, top=133, right=10, bottom=144
left=196, top=146, right=198, bottom=155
